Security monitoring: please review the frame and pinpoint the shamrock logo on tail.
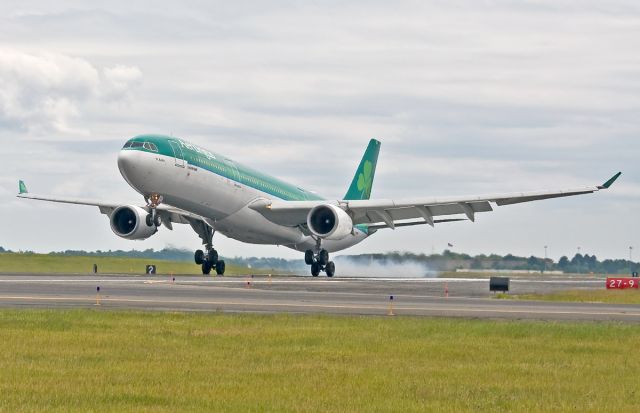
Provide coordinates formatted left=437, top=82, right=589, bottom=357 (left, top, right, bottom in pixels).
left=357, top=160, right=373, bottom=199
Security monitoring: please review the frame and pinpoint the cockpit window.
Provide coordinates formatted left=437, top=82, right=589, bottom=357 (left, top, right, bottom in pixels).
left=131, top=142, right=144, bottom=148
left=123, top=141, right=132, bottom=149
left=143, top=142, right=158, bottom=152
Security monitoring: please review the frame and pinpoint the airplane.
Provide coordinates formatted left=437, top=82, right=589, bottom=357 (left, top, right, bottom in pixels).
left=18, top=134, right=621, bottom=277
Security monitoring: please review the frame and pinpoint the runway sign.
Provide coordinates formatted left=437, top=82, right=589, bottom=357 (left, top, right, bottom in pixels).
left=606, top=278, right=638, bottom=289
left=146, top=265, right=157, bottom=275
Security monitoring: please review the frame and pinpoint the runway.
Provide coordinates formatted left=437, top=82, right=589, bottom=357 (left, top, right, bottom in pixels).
left=0, top=273, right=638, bottom=322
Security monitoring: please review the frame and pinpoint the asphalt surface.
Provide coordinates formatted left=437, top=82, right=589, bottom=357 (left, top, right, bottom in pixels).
left=0, top=273, right=638, bottom=322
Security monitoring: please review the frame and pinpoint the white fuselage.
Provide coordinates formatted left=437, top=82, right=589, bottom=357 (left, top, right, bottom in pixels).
left=117, top=149, right=369, bottom=253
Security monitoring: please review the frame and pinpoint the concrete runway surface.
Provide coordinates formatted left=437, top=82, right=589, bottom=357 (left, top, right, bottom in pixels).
left=0, top=273, right=638, bottom=322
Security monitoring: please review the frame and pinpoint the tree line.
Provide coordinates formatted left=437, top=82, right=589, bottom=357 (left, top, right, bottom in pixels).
left=0, top=247, right=636, bottom=274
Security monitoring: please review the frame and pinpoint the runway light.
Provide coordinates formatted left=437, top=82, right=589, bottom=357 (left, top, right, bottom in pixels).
left=387, top=295, right=395, bottom=316
left=445, top=282, right=449, bottom=298
left=95, top=286, right=101, bottom=306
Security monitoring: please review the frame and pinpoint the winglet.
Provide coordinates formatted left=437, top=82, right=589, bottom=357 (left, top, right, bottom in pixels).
left=599, top=172, right=622, bottom=189
left=18, top=180, right=28, bottom=194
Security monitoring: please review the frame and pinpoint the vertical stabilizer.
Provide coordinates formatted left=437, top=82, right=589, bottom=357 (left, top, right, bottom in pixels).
left=344, top=139, right=381, bottom=200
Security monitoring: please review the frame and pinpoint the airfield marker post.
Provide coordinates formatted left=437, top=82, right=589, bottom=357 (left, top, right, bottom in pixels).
left=95, top=286, right=101, bottom=306
left=387, top=295, right=395, bottom=316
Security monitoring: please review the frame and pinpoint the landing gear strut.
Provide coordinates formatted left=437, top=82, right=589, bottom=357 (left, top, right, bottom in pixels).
left=192, top=221, right=225, bottom=276
left=305, top=239, right=335, bottom=277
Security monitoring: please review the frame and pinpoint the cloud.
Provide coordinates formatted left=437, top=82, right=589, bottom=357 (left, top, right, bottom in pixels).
left=0, top=48, right=142, bottom=134
left=102, top=65, right=142, bottom=100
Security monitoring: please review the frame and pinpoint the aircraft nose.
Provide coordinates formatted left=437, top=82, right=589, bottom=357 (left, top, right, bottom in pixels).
left=118, top=149, right=139, bottom=186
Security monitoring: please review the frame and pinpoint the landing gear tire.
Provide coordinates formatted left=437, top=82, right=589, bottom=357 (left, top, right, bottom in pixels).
left=194, top=250, right=204, bottom=265
left=318, top=249, right=329, bottom=266
left=202, top=260, right=212, bottom=275
left=208, top=249, right=219, bottom=265
left=325, top=261, right=335, bottom=277
left=145, top=213, right=162, bottom=227
left=215, top=260, right=226, bottom=276
left=304, top=250, right=314, bottom=265
left=311, top=262, right=320, bottom=277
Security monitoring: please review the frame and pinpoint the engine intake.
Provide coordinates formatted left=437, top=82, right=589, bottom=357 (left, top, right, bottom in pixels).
left=110, top=205, right=157, bottom=240
left=307, top=204, right=353, bottom=240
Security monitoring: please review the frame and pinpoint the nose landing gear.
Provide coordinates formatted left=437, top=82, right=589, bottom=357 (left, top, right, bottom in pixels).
left=144, top=192, right=164, bottom=229
left=305, top=240, right=335, bottom=277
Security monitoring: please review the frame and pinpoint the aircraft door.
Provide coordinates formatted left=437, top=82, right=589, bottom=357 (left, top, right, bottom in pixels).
left=168, top=140, right=185, bottom=168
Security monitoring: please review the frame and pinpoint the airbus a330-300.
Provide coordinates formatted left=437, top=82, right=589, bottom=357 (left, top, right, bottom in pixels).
left=18, top=135, right=621, bottom=276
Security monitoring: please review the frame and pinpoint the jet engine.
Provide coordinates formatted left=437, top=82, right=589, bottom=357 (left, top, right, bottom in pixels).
left=110, top=205, right=157, bottom=240
left=306, top=204, right=353, bottom=240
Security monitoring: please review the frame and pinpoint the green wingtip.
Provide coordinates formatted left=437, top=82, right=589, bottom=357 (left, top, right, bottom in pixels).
left=18, top=180, right=28, bottom=194
left=601, top=172, right=622, bottom=189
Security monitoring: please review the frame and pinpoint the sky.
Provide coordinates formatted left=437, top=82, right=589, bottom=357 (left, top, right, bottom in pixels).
left=0, top=0, right=638, bottom=261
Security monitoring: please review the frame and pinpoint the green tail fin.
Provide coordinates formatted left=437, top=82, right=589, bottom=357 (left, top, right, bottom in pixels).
left=344, top=139, right=381, bottom=200
left=18, top=180, right=28, bottom=194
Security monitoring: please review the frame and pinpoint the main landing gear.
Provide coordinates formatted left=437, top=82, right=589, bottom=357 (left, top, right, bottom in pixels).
left=305, top=240, right=335, bottom=277
left=194, top=248, right=225, bottom=276
left=192, top=220, right=225, bottom=276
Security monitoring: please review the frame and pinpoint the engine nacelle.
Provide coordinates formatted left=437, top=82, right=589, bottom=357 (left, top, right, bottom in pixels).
left=110, top=205, right=157, bottom=240
left=307, top=204, right=353, bottom=240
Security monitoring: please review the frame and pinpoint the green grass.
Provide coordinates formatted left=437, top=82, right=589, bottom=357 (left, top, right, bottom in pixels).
left=1, top=310, right=640, bottom=412
left=0, top=252, right=249, bottom=275
left=505, top=289, right=640, bottom=305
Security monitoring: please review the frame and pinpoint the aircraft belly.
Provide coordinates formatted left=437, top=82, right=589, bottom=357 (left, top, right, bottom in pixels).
left=289, top=229, right=370, bottom=253
left=215, top=207, right=306, bottom=245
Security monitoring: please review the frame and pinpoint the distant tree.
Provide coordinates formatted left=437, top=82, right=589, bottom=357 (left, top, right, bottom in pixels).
left=558, top=256, right=569, bottom=269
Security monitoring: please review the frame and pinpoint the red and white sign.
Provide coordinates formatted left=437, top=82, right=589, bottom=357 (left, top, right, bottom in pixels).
left=606, top=278, right=639, bottom=289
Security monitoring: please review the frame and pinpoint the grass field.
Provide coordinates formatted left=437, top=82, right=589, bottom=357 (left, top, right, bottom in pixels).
left=502, top=289, right=640, bottom=305
left=1, top=310, right=640, bottom=412
left=0, top=253, right=250, bottom=275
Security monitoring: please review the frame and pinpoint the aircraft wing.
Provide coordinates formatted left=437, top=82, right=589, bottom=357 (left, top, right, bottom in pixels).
left=16, top=181, right=202, bottom=229
left=250, top=172, right=622, bottom=230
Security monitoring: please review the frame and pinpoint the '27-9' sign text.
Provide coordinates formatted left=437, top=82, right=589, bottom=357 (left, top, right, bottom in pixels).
left=606, top=278, right=639, bottom=289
